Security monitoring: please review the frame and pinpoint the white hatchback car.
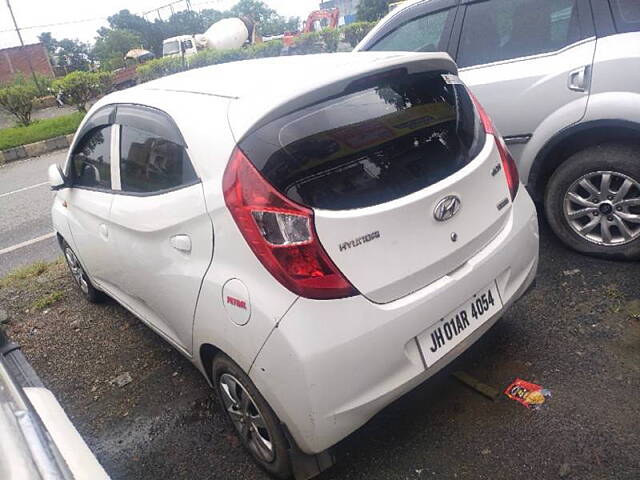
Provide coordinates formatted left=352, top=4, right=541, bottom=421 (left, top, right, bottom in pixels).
left=50, top=52, right=539, bottom=478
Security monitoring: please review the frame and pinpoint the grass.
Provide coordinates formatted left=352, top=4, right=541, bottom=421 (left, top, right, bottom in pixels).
left=31, top=291, right=65, bottom=310
left=0, top=259, right=62, bottom=288
left=0, top=112, right=84, bottom=151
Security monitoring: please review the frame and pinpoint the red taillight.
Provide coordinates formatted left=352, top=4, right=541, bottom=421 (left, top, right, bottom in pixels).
left=469, top=91, right=520, bottom=200
left=222, top=147, right=358, bottom=300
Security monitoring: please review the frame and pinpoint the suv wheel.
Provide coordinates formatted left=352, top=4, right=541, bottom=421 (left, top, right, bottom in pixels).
left=545, top=143, right=640, bottom=259
left=212, top=354, right=292, bottom=479
left=62, top=240, right=105, bottom=303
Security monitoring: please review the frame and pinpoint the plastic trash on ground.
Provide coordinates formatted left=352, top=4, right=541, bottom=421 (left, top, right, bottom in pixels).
left=504, top=378, right=551, bottom=409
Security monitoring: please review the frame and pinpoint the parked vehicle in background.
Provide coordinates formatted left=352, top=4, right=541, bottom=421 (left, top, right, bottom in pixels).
left=357, top=0, right=640, bottom=259
left=283, top=8, right=340, bottom=46
left=0, top=329, right=108, bottom=480
left=162, top=17, right=257, bottom=58
left=49, top=52, right=538, bottom=478
left=113, top=49, right=155, bottom=90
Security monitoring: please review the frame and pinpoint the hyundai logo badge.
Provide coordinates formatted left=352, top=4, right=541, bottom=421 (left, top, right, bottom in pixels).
left=434, top=195, right=461, bottom=222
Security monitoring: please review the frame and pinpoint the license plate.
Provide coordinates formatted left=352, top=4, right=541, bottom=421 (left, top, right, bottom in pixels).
left=417, top=281, right=503, bottom=367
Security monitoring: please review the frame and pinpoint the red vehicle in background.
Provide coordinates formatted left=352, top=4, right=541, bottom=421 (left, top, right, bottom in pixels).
left=283, top=8, right=340, bottom=46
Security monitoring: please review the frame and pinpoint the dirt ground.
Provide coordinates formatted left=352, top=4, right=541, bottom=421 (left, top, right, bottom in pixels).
left=1, top=220, right=639, bottom=480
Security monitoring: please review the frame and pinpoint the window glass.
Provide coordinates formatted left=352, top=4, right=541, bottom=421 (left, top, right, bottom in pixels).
left=120, top=125, right=197, bottom=193
left=457, top=0, right=580, bottom=68
left=182, top=40, right=194, bottom=49
left=71, top=126, right=112, bottom=189
left=369, top=9, right=453, bottom=52
left=240, top=71, right=484, bottom=211
left=610, top=0, right=640, bottom=32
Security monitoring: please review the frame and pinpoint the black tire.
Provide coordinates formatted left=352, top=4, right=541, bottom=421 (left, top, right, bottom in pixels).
left=544, top=143, right=640, bottom=260
left=61, top=240, right=106, bottom=303
left=212, top=353, right=292, bottom=479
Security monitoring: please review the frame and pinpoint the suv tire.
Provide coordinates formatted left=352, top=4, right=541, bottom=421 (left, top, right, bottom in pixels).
left=545, top=143, right=640, bottom=260
left=212, top=353, right=292, bottom=479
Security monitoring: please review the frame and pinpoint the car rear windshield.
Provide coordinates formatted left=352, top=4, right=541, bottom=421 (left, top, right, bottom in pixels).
left=239, top=69, right=484, bottom=211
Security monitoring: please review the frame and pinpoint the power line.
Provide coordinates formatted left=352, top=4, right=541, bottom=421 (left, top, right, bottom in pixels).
left=0, top=0, right=231, bottom=34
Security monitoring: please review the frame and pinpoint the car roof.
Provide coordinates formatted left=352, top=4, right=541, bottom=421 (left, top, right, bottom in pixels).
left=136, top=51, right=451, bottom=99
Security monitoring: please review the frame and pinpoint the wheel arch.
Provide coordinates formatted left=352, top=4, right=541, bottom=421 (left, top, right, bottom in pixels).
left=528, top=119, right=640, bottom=201
left=198, top=342, right=221, bottom=385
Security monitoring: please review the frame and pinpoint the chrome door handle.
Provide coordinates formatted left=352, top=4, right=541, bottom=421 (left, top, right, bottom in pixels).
left=98, top=224, right=109, bottom=240
left=568, top=66, right=589, bottom=92
left=170, top=235, right=192, bottom=253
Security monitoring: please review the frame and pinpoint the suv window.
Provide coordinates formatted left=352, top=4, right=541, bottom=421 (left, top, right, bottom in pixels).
left=457, top=0, right=580, bottom=68
left=119, top=125, right=197, bottom=194
left=369, top=8, right=453, bottom=52
left=610, top=0, right=640, bottom=32
left=71, top=126, right=113, bottom=190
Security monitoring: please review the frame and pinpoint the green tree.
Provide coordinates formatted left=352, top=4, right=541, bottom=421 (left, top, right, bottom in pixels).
left=55, top=38, right=93, bottom=72
left=106, top=10, right=165, bottom=56
left=0, top=80, right=38, bottom=126
left=357, top=0, right=389, bottom=22
left=230, top=0, right=298, bottom=36
left=93, top=29, right=142, bottom=70
left=54, top=71, right=114, bottom=113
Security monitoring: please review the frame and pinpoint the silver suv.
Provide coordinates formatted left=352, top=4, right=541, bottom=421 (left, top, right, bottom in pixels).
left=357, top=0, right=640, bottom=259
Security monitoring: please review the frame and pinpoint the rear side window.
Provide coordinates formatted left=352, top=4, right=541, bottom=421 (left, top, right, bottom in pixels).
left=71, top=126, right=112, bottom=190
left=369, top=8, right=454, bottom=52
left=457, top=0, right=580, bottom=68
left=610, top=0, right=640, bottom=32
left=240, top=70, right=484, bottom=211
left=119, top=126, right=197, bottom=194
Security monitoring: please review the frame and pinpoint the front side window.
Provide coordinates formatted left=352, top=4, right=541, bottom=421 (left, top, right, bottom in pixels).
left=457, top=0, right=580, bottom=68
left=610, top=0, right=640, bottom=33
left=369, top=8, right=453, bottom=52
left=119, top=125, right=197, bottom=194
left=163, top=41, right=180, bottom=56
left=182, top=40, right=194, bottom=50
left=71, top=126, right=112, bottom=190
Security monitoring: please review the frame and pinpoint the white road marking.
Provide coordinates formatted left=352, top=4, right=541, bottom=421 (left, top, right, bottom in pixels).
left=0, top=232, right=56, bottom=256
left=0, top=181, right=49, bottom=199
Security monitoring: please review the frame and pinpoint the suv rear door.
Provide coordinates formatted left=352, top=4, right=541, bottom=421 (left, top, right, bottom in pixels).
left=454, top=0, right=596, bottom=158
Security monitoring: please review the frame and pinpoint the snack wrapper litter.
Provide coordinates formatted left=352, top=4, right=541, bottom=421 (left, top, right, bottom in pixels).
left=504, top=378, right=551, bottom=409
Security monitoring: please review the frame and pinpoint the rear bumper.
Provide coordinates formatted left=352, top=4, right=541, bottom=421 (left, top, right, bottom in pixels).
left=250, top=189, right=539, bottom=455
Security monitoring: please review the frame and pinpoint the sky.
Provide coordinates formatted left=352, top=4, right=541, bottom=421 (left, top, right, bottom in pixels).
left=0, top=0, right=321, bottom=49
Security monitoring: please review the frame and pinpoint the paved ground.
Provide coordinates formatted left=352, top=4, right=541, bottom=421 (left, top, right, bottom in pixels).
left=1, top=213, right=639, bottom=480
left=0, top=150, right=65, bottom=276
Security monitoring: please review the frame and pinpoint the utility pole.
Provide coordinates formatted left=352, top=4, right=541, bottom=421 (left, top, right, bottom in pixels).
left=5, top=0, right=43, bottom=94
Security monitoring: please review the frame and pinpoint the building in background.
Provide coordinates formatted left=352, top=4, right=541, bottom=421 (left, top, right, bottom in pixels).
left=0, top=44, right=54, bottom=85
left=320, top=0, right=360, bottom=25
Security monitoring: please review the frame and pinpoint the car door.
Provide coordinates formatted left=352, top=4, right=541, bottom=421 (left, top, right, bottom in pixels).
left=60, top=113, right=119, bottom=289
left=454, top=0, right=596, bottom=155
left=108, top=105, right=213, bottom=356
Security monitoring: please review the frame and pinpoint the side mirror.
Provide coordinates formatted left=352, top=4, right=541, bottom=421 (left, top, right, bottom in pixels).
left=48, top=164, right=67, bottom=191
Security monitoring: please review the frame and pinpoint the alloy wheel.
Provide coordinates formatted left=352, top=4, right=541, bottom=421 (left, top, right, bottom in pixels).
left=64, top=247, right=89, bottom=294
left=218, top=373, right=275, bottom=463
left=564, top=171, right=640, bottom=246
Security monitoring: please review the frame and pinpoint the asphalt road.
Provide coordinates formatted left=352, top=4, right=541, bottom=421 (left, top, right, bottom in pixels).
left=0, top=151, right=66, bottom=276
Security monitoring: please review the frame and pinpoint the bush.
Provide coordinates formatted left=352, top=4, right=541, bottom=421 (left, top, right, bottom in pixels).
left=342, top=22, right=377, bottom=48
left=0, top=81, right=38, bottom=126
left=53, top=71, right=114, bottom=113
left=291, top=31, right=324, bottom=55
left=320, top=28, right=340, bottom=53
left=0, top=112, right=84, bottom=151
left=136, top=56, right=186, bottom=83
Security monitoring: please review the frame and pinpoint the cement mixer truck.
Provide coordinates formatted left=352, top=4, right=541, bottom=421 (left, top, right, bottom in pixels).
left=162, top=17, right=258, bottom=58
